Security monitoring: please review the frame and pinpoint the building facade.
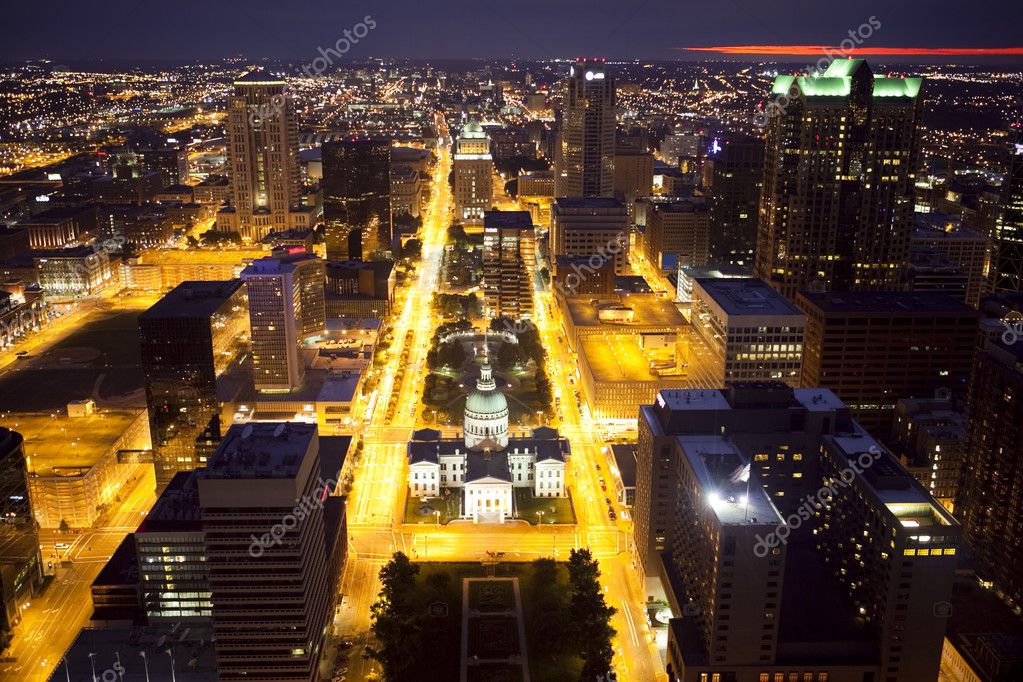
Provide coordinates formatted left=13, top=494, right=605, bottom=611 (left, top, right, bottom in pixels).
left=551, top=198, right=629, bottom=276
left=453, top=120, right=493, bottom=226
left=322, top=138, right=392, bottom=260
left=483, top=211, right=535, bottom=320
left=644, top=199, right=710, bottom=271
left=554, top=59, right=615, bottom=199
left=755, top=60, right=923, bottom=298
left=217, top=70, right=310, bottom=242
left=139, top=280, right=250, bottom=487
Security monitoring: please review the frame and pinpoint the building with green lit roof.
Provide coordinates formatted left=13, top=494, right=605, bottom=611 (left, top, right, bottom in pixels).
left=755, top=59, right=923, bottom=299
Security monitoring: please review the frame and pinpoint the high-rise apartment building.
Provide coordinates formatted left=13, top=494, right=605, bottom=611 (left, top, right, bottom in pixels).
left=197, top=422, right=343, bottom=682
left=452, top=120, right=493, bottom=226
left=482, top=211, right=535, bottom=319
left=889, top=398, right=964, bottom=511
left=910, top=213, right=987, bottom=307
left=613, top=148, right=654, bottom=202
left=637, top=384, right=959, bottom=682
left=0, top=428, right=42, bottom=650
left=993, top=136, right=1023, bottom=292
left=959, top=313, right=1023, bottom=613
left=755, top=60, right=923, bottom=298
left=322, top=138, right=392, bottom=260
left=241, top=252, right=326, bottom=392
left=551, top=198, right=629, bottom=276
left=217, top=70, right=312, bottom=242
left=554, top=59, right=615, bottom=199
left=705, top=134, right=763, bottom=267
left=797, top=291, right=977, bottom=434
left=139, top=280, right=250, bottom=487
left=687, top=277, right=804, bottom=388
left=643, top=199, right=710, bottom=271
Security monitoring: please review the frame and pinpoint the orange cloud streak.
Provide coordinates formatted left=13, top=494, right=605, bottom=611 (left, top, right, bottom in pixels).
left=680, top=45, right=1023, bottom=56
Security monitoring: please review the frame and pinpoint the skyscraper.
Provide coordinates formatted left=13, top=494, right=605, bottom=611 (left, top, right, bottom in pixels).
left=217, top=70, right=311, bottom=242
left=322, top=138, right=392, bottom=260
left=637, top=385, right=959, bottom=682
left=197, top=422, right=343, bottom=682
left=241, top=252, right=326, bottom=393
left=705, top=134, right=764, bottom=267
left=554, top=59, right=615, bottom=199
left=551, top=198, right=629, bottom=276
left=139, top=280, right=250, bottom=487
left=755, top=60, right=923, bottom=298
left=452, top=120, right=493, bottom=226
left=0, top=428, right=42, bottom=650
left=483, top=210, right=535, bottom=319
left=958, top=299, right=1023, bottom=613
left=993, top=136, right=1023, bottom=292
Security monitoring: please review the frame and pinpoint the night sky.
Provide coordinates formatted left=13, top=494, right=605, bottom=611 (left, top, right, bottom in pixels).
left=2, top=0, right=1022, bottom=62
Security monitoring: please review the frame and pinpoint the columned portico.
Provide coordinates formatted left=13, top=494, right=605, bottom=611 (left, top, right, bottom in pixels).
left=465, top=479, right=513, bottom=522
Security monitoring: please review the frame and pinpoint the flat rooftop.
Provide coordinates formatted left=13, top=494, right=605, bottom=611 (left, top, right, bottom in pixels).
left=139, top=280, right=242, bottom=320
left=19, top=410, right=143, bottom=476
left=484, top=210, right=533, bottom=230
left=797, top=290, right=976, bottom=315
left=677, top=435, right=783, bottom=526
left=553, top=197, right=626, bottom=210
left=565, top=294, right=686, bottom=329
left=204, top=422, right=317, bottom=479
left=694, top=277, right=803, bottom=317
left=656, top=388, right=731, bottom=411
left=581, top=336, right=665, bottom=382
left=793, top=388, right=847, bottom=412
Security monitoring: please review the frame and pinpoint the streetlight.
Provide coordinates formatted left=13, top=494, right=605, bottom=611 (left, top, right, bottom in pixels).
left=139, top=651, right=150, bottom=682
left=434, top=509, right=440, bottom=527
left=87, top=652, right=98, bottom=682
left=165, top=649, right=176, bottom=682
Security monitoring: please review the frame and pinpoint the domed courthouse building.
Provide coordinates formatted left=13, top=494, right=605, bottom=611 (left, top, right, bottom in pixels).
left=407, top=360, right=570, bottom=522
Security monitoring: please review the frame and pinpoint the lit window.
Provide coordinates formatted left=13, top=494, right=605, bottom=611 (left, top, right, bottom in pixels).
left=903, top=549, right=916, bottom=556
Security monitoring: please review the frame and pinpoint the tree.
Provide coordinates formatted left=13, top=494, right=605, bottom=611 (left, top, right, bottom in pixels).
left=368, top=552, right=423, bottom=682
left=567, top=549, right=616, bottom=681
left=437, top=341, right=466, bottom=370
left=498, top=341, right=522, bottom=370
left=529, top=558, right=569, bottom=657
left=402, top=238, right=423, bottom=260
left=58, top=519, right=69, bottom=533
left=534, top=370, right=553, bottom=414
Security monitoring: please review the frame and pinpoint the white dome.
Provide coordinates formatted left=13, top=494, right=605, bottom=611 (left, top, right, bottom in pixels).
left=464, top=363, right=509, bottom=450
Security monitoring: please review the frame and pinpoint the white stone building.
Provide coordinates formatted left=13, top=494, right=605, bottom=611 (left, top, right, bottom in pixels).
left=407, top=362, right=569, bottom=522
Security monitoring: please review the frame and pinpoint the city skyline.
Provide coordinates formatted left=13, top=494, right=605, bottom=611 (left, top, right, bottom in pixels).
left=1, top=1, right=1023, bottom=62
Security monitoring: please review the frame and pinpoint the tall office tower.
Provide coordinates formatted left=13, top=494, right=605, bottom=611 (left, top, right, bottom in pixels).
left=993, top=136, right=1023, bottom=292
left=637, top=385, right=959, bottom=682
left=0, top=428, right=42, bottom=649
left=554, top=59, right=616, bottom=199
left=241, top=252, right=326, bottom=393
left=482, top=211, right=535, bottom=319
left=687, top=277, right=804, bottom=388
left=217, top=70, right=309, bottom=242
left=551, top=198, right=629, bottom=276
left=755, top=60, right=923, bottom=298
left=197, top=423, right=341, bottom=682
left=705, top=134, right=764, bottom=266
left=959, top=318, right=1023, bottom=613
left=797, top=291, right=977, bottom=434
left=452, top=120, right=493, bottom=226
left=322, top=138, right=392, bottom=260
left=139, top=281, right=250, bottom=487
left=135, top=471, right=211, bottom=622
left=643, top=199, right=710, bottom=271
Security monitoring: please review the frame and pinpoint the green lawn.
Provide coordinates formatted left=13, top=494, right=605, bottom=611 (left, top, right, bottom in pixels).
left=404, top=562, right=582, bottom=682
left=513, top=488, right=576, bottom=525
left=404, top=490, right=462, bottom=524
